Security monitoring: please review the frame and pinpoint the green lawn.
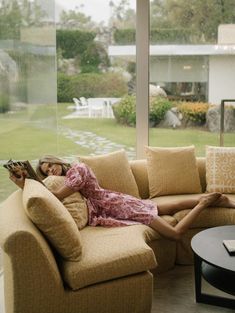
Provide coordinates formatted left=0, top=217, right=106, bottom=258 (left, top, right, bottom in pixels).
left=0, top=102, right=234, bottom=202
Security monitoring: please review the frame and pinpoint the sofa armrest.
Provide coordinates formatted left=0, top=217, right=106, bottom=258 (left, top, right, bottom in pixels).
left=0, top=190, right=65, bottom=312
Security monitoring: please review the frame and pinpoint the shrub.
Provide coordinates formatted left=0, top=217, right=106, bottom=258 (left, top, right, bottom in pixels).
left=113, top=95, right=173, bottom=127
left=80, top=42, right=110, bottom=73
left=56, top=30, right=96, bottom=59
left=57, top=73, right=74, bottom=102
left=0, top=93, right=10, bottom=113
left=149, top=97, right=173, bottom=126
left=177, top=102, right=210, bottom=126
left=112, top=95, right=136, bottom=126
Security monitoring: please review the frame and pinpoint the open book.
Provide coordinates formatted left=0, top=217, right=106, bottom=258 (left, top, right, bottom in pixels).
left=3, top=159, right=44, bottom=184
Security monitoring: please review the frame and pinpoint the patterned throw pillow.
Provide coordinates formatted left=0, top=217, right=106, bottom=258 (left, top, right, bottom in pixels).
left=206, top=146, right=235, bottom=193
left=43, top=175, right=88, bottom=230
left=79, top=150, right=140, bottom=198
left=23, top=179, right=83, bottom=261
left=145, top=145, right=202, bottom=198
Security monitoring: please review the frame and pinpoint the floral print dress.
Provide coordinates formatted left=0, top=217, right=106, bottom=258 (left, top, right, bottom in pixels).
left=65, top=163, right=158, bottom=227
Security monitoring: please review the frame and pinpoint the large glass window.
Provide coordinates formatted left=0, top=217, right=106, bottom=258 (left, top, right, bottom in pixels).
left=0, top=0, right=137, bottom=203
left=56, top=0, right=136, bottom=159
left=0, top=0, right=57, bottom=202
left=149, top=0, right=235, bottom=155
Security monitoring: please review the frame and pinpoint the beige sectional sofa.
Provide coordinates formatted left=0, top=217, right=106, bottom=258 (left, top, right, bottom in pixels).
left=0, top=152, right=235, bottom=313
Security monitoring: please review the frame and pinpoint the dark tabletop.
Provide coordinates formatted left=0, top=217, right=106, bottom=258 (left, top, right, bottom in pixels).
left=191, top=225, right=235, bottom=272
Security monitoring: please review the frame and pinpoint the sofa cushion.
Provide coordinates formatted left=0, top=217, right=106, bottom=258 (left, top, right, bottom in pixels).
left=145, top=146, right=202, bottom=198
left=22, top=179, right=82, bottom=261
left=60, top=225, right=157, bottom=290
left=130, top=159, right=150, bottom=199
left=157, top=193, right=235, bottom=228
left=79, top=149, right=140, bottom=198
left=206, top=145, right=235, bottom=193
left=43, top=176, right=88, bottom=230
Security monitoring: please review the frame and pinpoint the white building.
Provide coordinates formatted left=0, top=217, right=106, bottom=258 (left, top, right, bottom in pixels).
left=109, top=24, right=235, bottom=105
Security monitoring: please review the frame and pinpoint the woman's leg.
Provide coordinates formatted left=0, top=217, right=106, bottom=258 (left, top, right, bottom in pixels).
left=149, top=193, right=221, bottom=241
left=157, top=199, right=199, bottom=215
left=214, top=194, right=235, bottom=208
left=157, top=192, right=222, bottom=215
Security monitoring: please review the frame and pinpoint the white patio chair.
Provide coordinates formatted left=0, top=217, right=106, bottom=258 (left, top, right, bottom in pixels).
left=72, top=97, right=89, bottom=116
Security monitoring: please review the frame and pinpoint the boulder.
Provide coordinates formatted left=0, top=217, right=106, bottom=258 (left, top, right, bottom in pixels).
left=206, top=106, right=235, bottom=132
left=160, top=110, right=181, bottom=128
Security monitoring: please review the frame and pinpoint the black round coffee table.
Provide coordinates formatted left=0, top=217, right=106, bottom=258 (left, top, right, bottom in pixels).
left=191, top=225, right=235, bottom=309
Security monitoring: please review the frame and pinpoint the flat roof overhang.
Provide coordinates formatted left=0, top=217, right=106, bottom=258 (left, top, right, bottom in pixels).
left=109, top=44, right=235, bottom=56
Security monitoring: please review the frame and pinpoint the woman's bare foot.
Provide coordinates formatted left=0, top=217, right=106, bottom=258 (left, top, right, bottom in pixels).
left=214, top=194, right=235, bottom=208
left=199, top=192, right=222, bottom=207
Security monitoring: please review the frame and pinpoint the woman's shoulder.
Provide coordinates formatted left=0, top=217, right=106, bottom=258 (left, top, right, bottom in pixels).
left=70, top=161, right=87, bottom=169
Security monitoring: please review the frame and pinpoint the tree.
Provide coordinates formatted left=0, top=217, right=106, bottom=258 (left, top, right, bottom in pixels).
left=109, top=0, right=135, bottom=29
left=150, top=0, right=235, bottom=43
left=59, top=5, right=98, bottom=31
left=0, top=0, right=45, bottom=39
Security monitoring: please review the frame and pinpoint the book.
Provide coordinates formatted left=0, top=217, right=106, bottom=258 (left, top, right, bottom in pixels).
left=223, top=240, right=235, bottom=256
left=3, top=159, right=44, bottom=185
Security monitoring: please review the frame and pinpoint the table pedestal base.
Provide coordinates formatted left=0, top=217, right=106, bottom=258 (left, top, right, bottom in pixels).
left=194, top=254, right=235, bottom=309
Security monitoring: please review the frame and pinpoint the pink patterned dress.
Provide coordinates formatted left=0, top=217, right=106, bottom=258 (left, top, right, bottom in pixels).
left=65, top=163, right=158, bottom=227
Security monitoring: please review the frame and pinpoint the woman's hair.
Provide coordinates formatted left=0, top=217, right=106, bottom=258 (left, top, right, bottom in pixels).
left=36, top=155, right=71, bottom=180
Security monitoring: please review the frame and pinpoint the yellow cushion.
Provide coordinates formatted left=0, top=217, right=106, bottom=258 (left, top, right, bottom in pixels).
left=43, top=176, right=88, bottom=230
left=145, top=146, right=202, bottom=198
left=22, top=179, right=82, bottom=261
left=79, top=150, right=140, bottom=198
left=60, top=225, right=157, bottom=290
left=206, top=146, right=235, bottom=193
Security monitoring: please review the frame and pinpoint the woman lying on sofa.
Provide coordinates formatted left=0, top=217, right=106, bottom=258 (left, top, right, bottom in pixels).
left=10, top=155, right=235, bottom=241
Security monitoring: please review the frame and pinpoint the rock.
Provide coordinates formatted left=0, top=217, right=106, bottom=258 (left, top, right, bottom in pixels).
left=160, top=110, right=181, bottom=128
left=149, top=84, right=167, bottom=97
left=207, top=106, right=235, bottom=132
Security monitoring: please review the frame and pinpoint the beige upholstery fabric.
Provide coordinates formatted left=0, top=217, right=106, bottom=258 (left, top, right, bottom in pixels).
left=130, top=159, right=149, bottom=199
left=60, top=225, right=157, bottom=290
left=145, top=146, right=202, bottom=198
left=0, top=191, right=153, bottom=313
left=79, top=149, right=140, bottom=198
left=43, top=176, right=88, bottom=230
left=22, top=179, right=82, bottom=261
left=206, top=145, right=235, bottom=193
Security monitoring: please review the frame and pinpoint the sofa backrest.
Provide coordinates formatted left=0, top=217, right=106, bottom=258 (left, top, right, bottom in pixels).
left=130, top=157, right=206, bottom=199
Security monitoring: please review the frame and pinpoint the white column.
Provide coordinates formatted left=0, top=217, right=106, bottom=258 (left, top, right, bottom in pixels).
left=136, top=0, right=149, bottom=159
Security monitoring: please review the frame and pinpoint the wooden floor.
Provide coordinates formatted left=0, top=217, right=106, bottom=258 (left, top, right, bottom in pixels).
left=0, top=265, right=234, bottom=313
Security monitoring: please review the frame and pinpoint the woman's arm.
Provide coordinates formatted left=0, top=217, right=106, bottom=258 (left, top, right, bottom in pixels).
left=52, top=185, right=75, bottom=201
left=9, top=173, right=75, bottom=201
left=9, top=173, right=25, bottom=189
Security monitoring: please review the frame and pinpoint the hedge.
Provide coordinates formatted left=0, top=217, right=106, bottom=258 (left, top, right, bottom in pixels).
left=57, top=72, right=128, bottom=102
left=113, top=28, right=193, bottom=45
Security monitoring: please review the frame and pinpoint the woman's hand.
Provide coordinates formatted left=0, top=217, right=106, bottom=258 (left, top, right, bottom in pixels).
left=9, top=172, right=26, bottom=189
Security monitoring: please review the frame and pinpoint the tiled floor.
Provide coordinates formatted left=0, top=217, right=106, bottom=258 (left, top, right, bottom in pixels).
left=0, top=266, right=234, bottom=313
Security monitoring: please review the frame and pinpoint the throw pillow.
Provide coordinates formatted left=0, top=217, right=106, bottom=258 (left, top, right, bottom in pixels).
left=79, top=150, right=140, bottom=198
left=43, top=175, right=88, bottom=230
left=206, top=145, right=235, bottom=193
left=145, top=146, right=202, bottom=198
left=23, top=179, right=82, bottom=261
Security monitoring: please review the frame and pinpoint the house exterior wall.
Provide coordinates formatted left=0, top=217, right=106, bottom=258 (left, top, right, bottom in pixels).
left=209, top=56, right=235, bottom=105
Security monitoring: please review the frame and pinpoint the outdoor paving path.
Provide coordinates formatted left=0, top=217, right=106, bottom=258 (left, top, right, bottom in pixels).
left=58, top=126, right=136, bottom=160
